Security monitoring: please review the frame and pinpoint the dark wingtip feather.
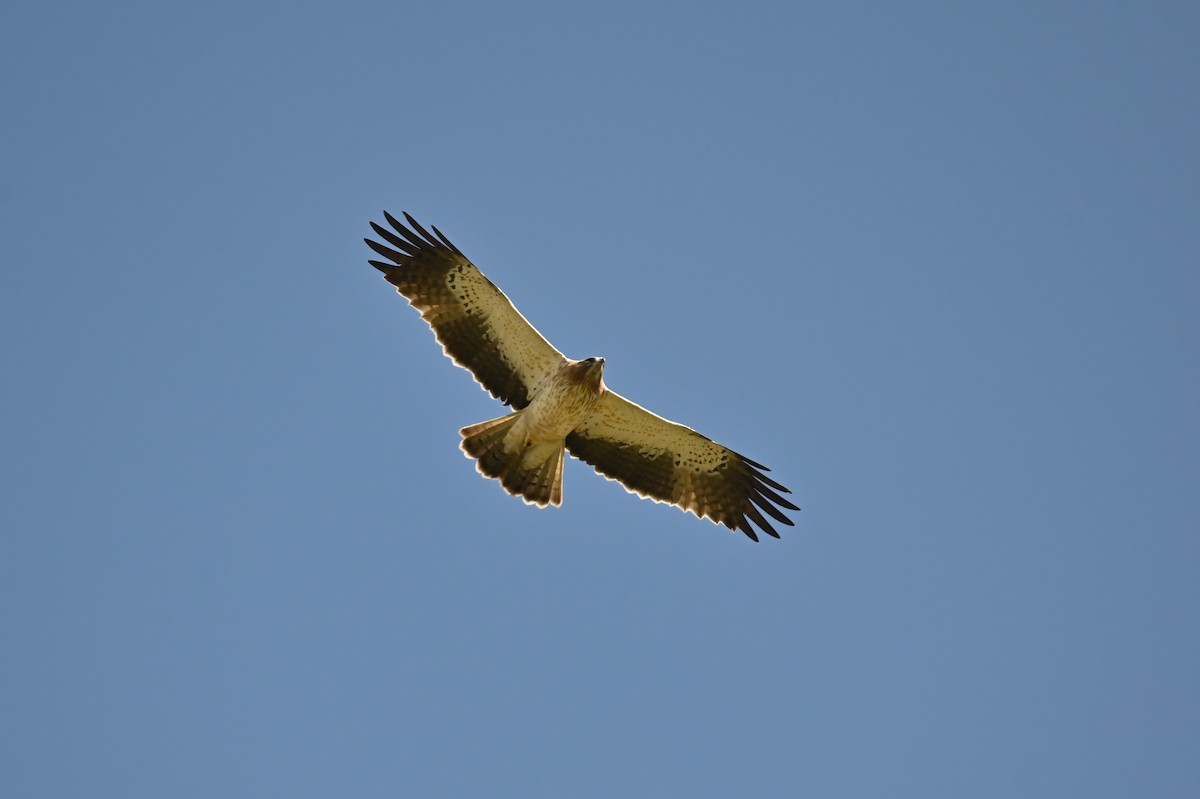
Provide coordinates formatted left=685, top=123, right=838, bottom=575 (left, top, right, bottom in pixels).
left=749, top=466, right=792, bottom=495
left=365, top=238, right=407, bottom=262
left=402, top=212, right=441, bottom=247
left=742, top=503, right=780, bottom=540
left=736, top=520, right=761, bottom=542
left=370, top=221, right=421, bottom=255
left=749, top=491, right=796, bottom=526
left=382, top=210, right=407, bottom=231
left=755, top=481, right=801, bottom=512
left=431, top=224, right=464, bottom=255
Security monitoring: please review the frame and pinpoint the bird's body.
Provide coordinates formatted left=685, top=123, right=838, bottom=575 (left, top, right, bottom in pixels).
left=364, top=212, right=798, bottom=541
left=518, top=358, right=607, bottom=450
left=462, top=358, right=605, bottom=508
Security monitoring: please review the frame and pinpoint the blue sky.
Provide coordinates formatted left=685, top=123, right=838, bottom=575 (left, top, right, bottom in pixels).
left=3, top=1, right=1198, bottom=796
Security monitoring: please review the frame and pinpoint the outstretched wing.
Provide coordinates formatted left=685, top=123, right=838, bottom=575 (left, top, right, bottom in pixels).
left=566, top=391, right=798, bottom=541
left=365, top=212, right=564, bottom=409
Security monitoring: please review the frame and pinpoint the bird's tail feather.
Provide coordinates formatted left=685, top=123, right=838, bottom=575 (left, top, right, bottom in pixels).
left=460, top=413, right=564, bottom=507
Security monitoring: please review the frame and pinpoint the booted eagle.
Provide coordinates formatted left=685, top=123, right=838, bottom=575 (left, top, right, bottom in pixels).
left=364, top=212, right=798, bottom=541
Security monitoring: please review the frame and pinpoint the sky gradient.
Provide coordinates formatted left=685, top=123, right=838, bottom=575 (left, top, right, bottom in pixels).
left=3, top=2, right=1198, bottom=796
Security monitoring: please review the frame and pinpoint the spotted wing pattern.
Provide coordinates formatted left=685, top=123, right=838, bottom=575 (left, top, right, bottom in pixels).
left=365, top=212, right=564, bottom=408
left=566, top=391, right=798, bottom=541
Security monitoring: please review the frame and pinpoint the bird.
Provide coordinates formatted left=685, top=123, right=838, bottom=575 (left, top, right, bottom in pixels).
left=364, top=211, right=799, bottom=541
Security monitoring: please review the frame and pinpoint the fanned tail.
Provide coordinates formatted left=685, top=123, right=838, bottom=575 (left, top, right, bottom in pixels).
left=460, top=413, right=564, bottom=507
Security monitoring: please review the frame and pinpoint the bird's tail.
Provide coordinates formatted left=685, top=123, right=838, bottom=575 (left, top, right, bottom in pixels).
left=460, top=413, right=564, bottom=508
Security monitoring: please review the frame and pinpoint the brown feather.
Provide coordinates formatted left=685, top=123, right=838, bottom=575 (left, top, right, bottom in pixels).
left=365, top=213, right=563, bottom=408
left=567, top=392, right=798, bottom=541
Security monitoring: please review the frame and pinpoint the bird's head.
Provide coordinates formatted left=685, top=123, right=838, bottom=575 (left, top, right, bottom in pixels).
left=572, top=356, right=606, bottom=393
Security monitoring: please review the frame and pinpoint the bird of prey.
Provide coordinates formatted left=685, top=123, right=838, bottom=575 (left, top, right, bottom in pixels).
left=364, top=212, right=798, bottom=541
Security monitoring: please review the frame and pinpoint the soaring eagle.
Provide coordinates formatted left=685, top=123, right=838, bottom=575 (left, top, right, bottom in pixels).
left=364, top=212, right=798, bottom=541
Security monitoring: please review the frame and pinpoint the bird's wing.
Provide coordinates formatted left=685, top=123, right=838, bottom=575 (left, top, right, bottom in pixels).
left=566, top=391, right=798, bottom=541
left=365, top=212, right=564, bottom=408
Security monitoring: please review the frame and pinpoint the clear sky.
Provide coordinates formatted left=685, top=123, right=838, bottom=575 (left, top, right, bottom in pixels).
left=3, top=1, right=1198, bottom=796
